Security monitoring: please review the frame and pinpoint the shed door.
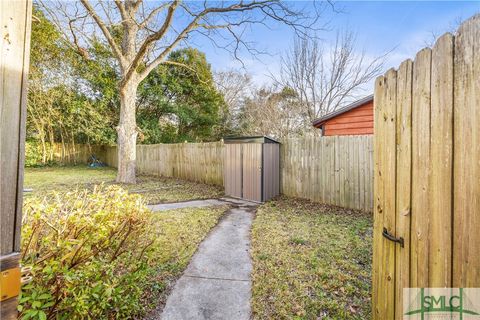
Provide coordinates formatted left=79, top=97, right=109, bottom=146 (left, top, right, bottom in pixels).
left=224, top=144, right=242, bottom=198
left=242, top=143, right=262, bottom=202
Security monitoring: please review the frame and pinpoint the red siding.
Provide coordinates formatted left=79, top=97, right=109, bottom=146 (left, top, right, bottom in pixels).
left=318, top=101, right=374, bottom=136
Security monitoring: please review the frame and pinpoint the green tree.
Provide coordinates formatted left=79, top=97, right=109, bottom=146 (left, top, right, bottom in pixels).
left=27, top=7, right=117, bottom=163
left=137, top=48, right=226, bottom=143
left=40, top=0, right=317, bottom=183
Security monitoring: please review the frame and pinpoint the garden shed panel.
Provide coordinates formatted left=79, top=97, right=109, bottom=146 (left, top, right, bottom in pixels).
left=224, top=143, right=242, bottom=198
left=262, top=143, right=280, bottom=201
left=242, top=143, right=262, bottom=202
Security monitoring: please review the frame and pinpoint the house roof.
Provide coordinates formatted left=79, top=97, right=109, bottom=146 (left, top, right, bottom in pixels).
left=312, top=94, right=374, bottom=127
left=223, top=135, right=280, bottom=144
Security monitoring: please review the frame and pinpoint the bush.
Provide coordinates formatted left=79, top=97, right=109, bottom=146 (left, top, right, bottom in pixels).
left=24, top=142, right=58, bottom=167
left=24, top=142, right=46, bottom=167
left=19, top=186, right=155, bottom=320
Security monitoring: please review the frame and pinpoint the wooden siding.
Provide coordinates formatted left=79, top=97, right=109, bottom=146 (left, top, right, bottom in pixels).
left=319, top=101, right=374, bottom=136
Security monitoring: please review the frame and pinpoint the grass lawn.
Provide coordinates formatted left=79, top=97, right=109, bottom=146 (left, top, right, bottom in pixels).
left=24, top=166, right=223, bottom=203
left=251, top=197, right=372, bottom=320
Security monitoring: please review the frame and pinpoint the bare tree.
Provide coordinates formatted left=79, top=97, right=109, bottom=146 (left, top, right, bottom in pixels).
left=240, top=86, right=305, bottom=139
left=424, top=15, right=467, bottom=47
left=39, top=0, right=325, bottom=183
left=214, top=70, right=252, bottom=134
left=275, top=30, right=385, bottom=124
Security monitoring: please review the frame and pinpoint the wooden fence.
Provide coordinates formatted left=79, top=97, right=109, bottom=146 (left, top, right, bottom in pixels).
left=281, top=136, right=373, bottom=212
left=372, top=15, right=480, bottom=319
left=104, top=142, right=224, bottom=186
left=25, top=142, right=107, bottom=165
left=38, top=137, right=373, bottom=211
left=103, top=137, right=373, bottom=210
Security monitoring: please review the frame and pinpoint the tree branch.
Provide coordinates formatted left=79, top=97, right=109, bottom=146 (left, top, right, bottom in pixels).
left=139, top=3, right=169, bottom=27
left=125, top=0, right=179, bottom=83
left=79, top=0, right=125, bottom=66
left=114, top=0, right=128, bottom=22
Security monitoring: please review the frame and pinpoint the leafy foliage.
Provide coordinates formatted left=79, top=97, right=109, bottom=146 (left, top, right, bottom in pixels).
left=238, top=86, right=306, bottom=139
left=20, top=186, right=154, bottom=319
left=137, top=48, right=226, bottom=143
left=28, top=7, right=116, bottom=164
left=28, top=9, right=227, bottom=152
left=19, top=182, right=227, bottom=319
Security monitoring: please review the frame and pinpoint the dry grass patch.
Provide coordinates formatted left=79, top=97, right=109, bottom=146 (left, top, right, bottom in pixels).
left=251, top=197, right=372, bottom=320
left=24, top=166, right=223, bottom=203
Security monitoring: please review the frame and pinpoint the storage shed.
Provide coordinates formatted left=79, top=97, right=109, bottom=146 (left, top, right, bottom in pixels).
left=223, top=136, right=280, bottom=202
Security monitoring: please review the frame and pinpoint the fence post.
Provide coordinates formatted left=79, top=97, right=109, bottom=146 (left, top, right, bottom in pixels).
left=0, top=1, right=32, bottom=319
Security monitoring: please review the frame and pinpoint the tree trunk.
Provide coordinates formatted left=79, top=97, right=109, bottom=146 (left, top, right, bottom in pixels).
left=60, top=130, right=66, bottom=162
left=34, top=120, right=47, bottom=164
left=116, top=81, right=138, bottom=183
left=71, top=130, right=76, bottom=165
left=47, top=125, right=54, bottom=162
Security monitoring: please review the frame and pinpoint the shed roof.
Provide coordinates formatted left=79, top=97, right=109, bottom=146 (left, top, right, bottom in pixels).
left=223, top=135, right=280, bottom=144
left=312, top=94, right=374, bottom=127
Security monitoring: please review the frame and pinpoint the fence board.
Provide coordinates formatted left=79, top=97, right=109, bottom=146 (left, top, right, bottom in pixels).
left=372, top=69, right=397, bottom=319
left=411, top=48, right=432, bottom=290
left=0, top=2, right=32, bottom=318
left=1, top=0, right=32, bottom=255
left=105, top=142, right=224, bottom=186
left=453, top=15, right=480, bottom=288
left=394, top=59, right=413, bottom=320
left=429, top=33, right=454, bottom=288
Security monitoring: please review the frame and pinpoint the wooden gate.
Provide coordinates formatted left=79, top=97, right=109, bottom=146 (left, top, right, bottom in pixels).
left=372, top=15, right=480, bottom=319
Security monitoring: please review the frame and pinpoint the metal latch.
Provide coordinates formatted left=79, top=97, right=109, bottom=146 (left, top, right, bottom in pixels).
left=382, top=227, right=404, bottom=248
left=0, top=267, right=21, bottom=301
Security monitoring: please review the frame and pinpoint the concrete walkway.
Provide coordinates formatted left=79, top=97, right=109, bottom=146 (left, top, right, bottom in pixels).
left=159, top=200, right=257, bottom=320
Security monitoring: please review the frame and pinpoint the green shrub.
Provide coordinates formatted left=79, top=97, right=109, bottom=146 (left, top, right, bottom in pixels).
left=24, top=142, right=58, bottom=167
left=24, top=142, right=45, bottom=167
left=19, top=186, right=155, bottom=319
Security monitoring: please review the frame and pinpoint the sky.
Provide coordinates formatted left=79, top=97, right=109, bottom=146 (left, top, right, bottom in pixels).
left=195, top=1, right=480, bottom=92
